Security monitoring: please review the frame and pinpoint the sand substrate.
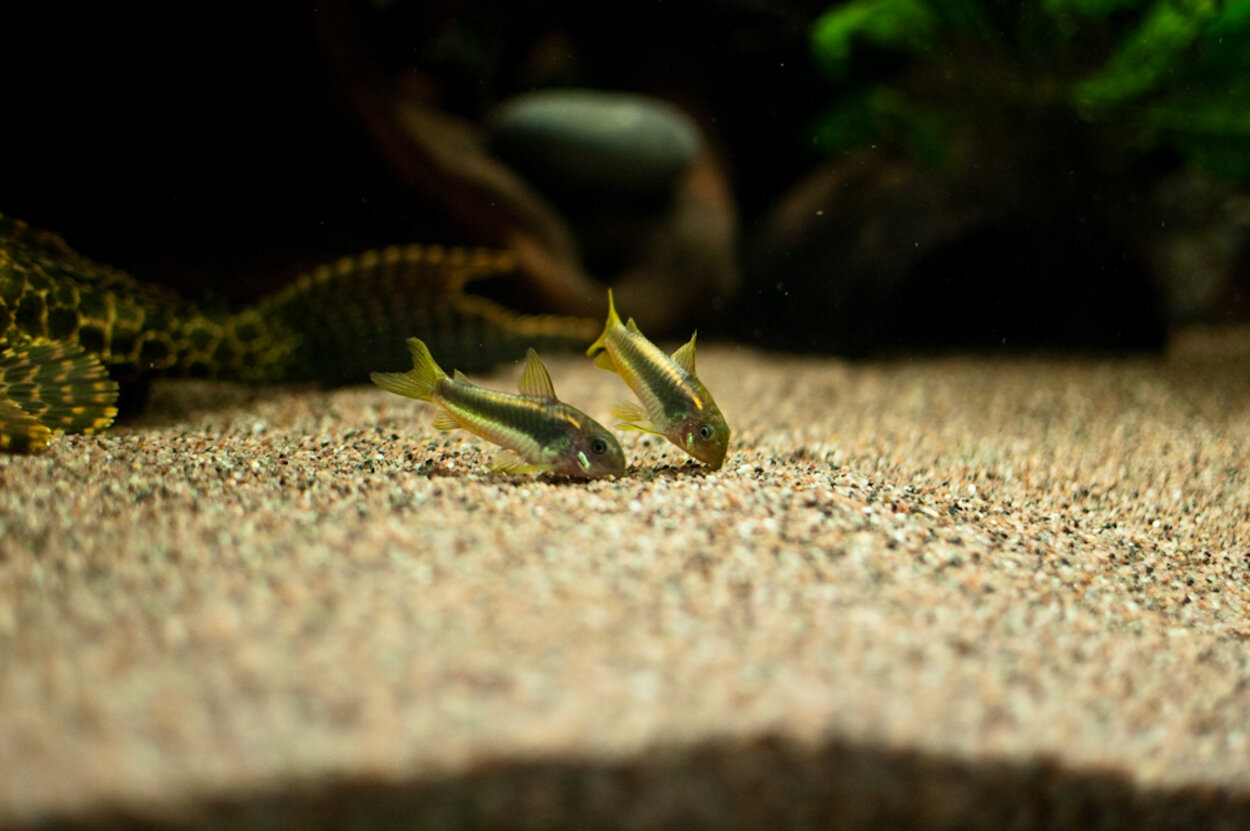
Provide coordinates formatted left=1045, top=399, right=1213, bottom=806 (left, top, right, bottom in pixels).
left=2, top=329, right=1250, bottom=829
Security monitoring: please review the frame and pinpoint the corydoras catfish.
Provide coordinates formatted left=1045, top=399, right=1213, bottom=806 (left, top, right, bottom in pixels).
left=586, top=290, right=730, bottom=469
left=373, top=337, right=625, bottom=478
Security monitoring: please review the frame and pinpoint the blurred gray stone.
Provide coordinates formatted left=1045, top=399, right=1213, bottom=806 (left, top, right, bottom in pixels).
left=487, top=89, right=701, bottom=206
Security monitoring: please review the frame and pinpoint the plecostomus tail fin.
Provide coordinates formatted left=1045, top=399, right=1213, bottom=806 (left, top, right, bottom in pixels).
left=247, top=244, right=599, bottom=385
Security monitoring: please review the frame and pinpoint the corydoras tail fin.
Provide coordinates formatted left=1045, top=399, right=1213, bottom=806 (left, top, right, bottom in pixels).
left=592, top=351, right=617, bottom=372
left=369, top=337, right=447, bottom=401
left=671, top=331, right=697, bottom=375
left=586, top=288, right=622, bottom=359
left=518, top=348, right=557, bottom=400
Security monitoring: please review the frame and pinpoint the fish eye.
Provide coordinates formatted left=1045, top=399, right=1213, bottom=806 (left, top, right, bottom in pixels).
left=698, top=425, right=714, bottom=440
left=590, top=438, right=608, bottom=455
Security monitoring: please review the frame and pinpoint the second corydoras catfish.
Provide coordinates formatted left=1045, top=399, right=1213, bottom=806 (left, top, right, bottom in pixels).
left=587, top=290, right=730, bottom=469
left=372, top=338, right=625, bottom=479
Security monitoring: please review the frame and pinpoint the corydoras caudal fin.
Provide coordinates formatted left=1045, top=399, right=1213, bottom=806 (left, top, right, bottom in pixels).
left=369, top=337, right=446, bottom=401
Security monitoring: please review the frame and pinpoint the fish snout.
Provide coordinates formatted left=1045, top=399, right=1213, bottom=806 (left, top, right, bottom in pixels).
left=569, top=431, right=626, bottom=479
left=683, top=420, right=729, bottom=469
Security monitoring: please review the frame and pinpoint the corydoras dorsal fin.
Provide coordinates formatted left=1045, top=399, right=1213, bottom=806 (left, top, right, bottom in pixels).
left=671, top=331, right=697, bottom=375
left=518, top=348, right=557, bottom=400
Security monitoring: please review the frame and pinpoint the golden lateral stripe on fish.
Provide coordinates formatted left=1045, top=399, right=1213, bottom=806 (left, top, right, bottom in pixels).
left=0, top=212, right=599, bottom=452
left=587, top=289, right=730, bottom=469
left=371, top=337, right=625, bottom=479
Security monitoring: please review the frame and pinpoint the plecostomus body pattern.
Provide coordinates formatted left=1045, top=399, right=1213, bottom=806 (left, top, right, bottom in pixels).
left=0, top=212, right=596, bottom=452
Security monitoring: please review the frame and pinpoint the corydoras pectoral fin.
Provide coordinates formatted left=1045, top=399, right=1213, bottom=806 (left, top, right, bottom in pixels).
left=617, top=422, right=665, bottom=436
left=491, top=450, right=552, bottom=475
left=611, top=402, right=664, bottom=435
left=518, top=348, right=557, bottom=400
left=611, top=402, right=647, bottom=423
left=626, top=317, right=641, bottom=334
left=671, top=331, right=697, bottom=375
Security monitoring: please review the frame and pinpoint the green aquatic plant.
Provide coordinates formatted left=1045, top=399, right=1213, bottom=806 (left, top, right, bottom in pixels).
left=809, top=0, right=1250, bottom=181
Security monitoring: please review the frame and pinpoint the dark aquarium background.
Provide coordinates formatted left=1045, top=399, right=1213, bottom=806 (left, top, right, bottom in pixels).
left=3, top=0, right=1248, bottom=356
